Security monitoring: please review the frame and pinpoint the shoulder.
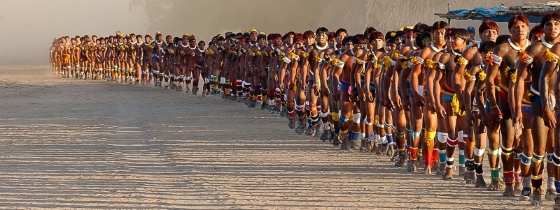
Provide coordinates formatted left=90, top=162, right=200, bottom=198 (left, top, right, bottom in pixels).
left=495, top=42, right=511, bottom=56
left=551, top=43, right=560, bottom=55
left=464, top=47, right=478, bottom=60
left=527, top=42, right=544, bottom=56
left=420, top=47, right=432, bottom=59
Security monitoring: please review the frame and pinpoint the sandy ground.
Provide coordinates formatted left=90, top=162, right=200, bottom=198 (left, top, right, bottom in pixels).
left=0, top=65, right=552, bottom=209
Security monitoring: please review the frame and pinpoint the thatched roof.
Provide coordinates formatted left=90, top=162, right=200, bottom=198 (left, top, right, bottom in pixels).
left=435, top=1, right=560, bottom=22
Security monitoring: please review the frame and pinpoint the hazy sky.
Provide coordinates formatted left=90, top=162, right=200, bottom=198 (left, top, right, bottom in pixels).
left=0, top=0, right=147, bottom=65
left=0, top=0, right=543, bottom=65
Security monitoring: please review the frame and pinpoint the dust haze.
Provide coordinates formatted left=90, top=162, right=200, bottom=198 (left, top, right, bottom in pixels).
left=0, top=0, right=543, bottom=65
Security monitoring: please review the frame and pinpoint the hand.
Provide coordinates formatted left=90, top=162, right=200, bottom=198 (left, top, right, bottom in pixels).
left=518, top=52, right=533, bottom=66
left=437, top=104, right=447, bottom=118
left=383, top=98, right=392, bottom=108
left=513, top=121, right=523, bottom=139
left=395, top=96, right=403, bottom=109
left=487, top=106, right=503, bottom=128
left=414, top=94, right=424, bottom=107
left=367, top=92, right=374, bottom=103
left=544, top=109, right=557, bottom=128
left=425, top=99, right=436, bottom=112
left=351, top=87, right=359, bottom=102
left=486, top=54, right=501, bottom=67
left=313, top=85, right=320, bottom=96
left=513, top=110, right=522, bottom=127
left=459, top=97, right=468, bottom=112
left=333, top=89, right=340, bottom=100
left=466, top=112, right=475, bottom=127
left=323, top=87, right=331, bottom=96
left=387, top=99, right=395, bottom=111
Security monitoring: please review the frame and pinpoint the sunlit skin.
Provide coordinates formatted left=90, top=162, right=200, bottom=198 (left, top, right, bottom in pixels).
left=304, top=31, right=328, bottom=136
left=363, top=37, right=384, bottom=153
left=481, top=29, right=498, bottom=42
left=375, top=36, right=392, bottom=155
left=441, top=32, right=479, bottom=183
left=306, top=35, right=315, bottom=48
left=287, top=39, right=306, bottom=122
left=404, top=26, right=445, bottom=175
left=142, top=35, right=154, bottom=84
left=515, top=18, right=560, bottom=198
left=486, top=18, right=530, bottom=193
left=49, top=19, right=560, bottom=208
left=249, top=31, right=258, bottom=44
left=336, top=31, right=347, bottom=49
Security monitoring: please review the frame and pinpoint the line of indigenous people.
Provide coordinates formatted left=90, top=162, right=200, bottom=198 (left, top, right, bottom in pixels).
left=50, top=13, right=560, bottom=208
left=50, top=32, right=211, bottom=95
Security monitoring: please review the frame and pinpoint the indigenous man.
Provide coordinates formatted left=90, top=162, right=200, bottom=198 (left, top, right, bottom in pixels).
left=517, top=13, right=560, bottom=203
left=471, top=20, right=500, bottom=188
left=487, top=14, right=531, bottom=195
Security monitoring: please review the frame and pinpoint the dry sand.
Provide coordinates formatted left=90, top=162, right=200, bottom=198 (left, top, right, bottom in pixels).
left=0, top=66, right=551, bottom=209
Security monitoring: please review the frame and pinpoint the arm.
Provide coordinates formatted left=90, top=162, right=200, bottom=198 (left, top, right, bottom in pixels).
left=514, top=59, right=529, bottom=123
left=321, top=64, right=331, bottom=94
left=461, top=49, right=479, bottom=115
left=279, top=61, right=288, bottom=89
left=382, top=62, right=395, bottom=106
left=354, top=61, right=363, bottom=100
left=425, top=54, right=438, bottom=111
left=333, top=55, right=347, bottom=95
left=486, top=44, right=508, bottom=108
left=313, top=51, right=323, bottom=92
left=454, top=55, right=468, bottom=93
left=411, top=48, right=431, bottom=102
left=540, top=44, right=560, bottom=128
left=390, top=67, right=400, bottom=109
left=434, top=54, right=448, bottom=117
left=289, top=58, right=299, bottom=90
left=364, top=62, right=373, bottom=99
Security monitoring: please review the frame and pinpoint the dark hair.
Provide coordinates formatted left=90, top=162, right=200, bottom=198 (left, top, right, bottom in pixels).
left=369, top=31, right=385, bottom=41
left=496, top=34, right=511, bottom=45
left=364, top=27, right=377, bottom=36
left=328, top=32, right=336, bottom=40
left=342, top=36, right=354, bottom=45
left=294, top=33, right=304, bottom=43
left=541, top=12, right=560, bottom=26
left=316, top=27, right=329, bottom=35
left=269, top=33, right=282, bottom=41
left=508, top=14, right=529, bottom=29
left=479, top=19, right=500, bottom=35
left=303, top=30, right=315, bottom=39
left=530, top=25, right=544, bottom=39
left=479, top=41, right=496, bottom=54
left=415, top=32, right=432, bottom=49
left=385, top=31, right=397, bottom=44
left=432, top=21, right=448, bottom=31
left=336, top=28, right=348, bottom=36
left=354, top=34, right=368, bottom=44
left=452, top=28, right=472, bottom=44
left=413, top=23, right=430, bottom=34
